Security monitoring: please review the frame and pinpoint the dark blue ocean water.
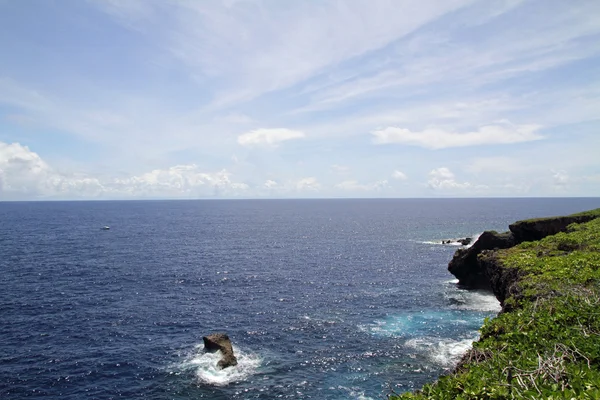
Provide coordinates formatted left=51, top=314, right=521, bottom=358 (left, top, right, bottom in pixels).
left=1, top=198, right=599, bottom=399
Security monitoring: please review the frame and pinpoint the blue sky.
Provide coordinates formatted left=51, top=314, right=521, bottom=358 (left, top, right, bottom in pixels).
left=0, top=0, right=599, bottom=200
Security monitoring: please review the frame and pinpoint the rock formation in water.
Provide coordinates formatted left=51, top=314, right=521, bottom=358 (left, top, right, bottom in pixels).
left=442, top=237, right=472, bottom=245
left=203, top=333, right=238, bottom=369
left=457, top=237, right=472, bottom=246
left=448, top=212, right=600, bottom=291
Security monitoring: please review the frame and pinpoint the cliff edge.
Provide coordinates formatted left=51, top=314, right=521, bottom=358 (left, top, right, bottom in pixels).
left=448, top=210, right=600, bottom=291
left=393, top=208, right=600, bottom=399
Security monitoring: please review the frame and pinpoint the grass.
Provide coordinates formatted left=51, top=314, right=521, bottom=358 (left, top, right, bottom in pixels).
left=391, top=215, right=600, bottom=399
left=513, top=208, right=600, bottom=224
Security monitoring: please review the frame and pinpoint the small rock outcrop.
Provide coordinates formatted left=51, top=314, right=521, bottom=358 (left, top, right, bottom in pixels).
left=203, top=333, right=238, bottom=369
left=442, top=238, right=472, bottom=245
left=457, top=237, right=472, bottom=246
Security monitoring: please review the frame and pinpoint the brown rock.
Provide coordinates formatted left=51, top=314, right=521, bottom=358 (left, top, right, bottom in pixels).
left=203, top=333, right=238, bottom=369
left=448, top=230, right=515, bottom=289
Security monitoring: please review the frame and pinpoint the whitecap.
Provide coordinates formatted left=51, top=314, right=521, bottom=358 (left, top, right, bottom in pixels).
left=458, top=291, right=501, bottom=312
left=417, top=240, right=461, bottom=246
left=466, top=233, right=482, bottom=248
left=179, top=344, right=261, bottom=386
left=447, top=289, right=501, bottom=313
left=418, top=233, right=483, bottom=247
left=405, top=337, right=475, bottom=367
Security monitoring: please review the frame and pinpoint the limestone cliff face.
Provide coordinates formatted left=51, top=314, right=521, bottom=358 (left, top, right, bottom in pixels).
left=448, top=231, right=514, bottom=289
left=477, top=251, right=523, bottom=311
left=448, top=212, right=600, bottom=297
left=509, top=214, right=597, bottom=242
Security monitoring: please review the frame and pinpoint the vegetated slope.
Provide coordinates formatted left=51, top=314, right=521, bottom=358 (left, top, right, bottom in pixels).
left=392, top=210, right=600, bottom=399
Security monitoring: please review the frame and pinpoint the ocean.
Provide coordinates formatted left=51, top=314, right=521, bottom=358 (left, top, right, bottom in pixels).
left=1, top=198, right=599, bottom=399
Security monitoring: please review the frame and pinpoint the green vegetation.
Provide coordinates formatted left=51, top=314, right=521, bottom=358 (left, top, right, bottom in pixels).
left=392, top=212, right=600, bottom=399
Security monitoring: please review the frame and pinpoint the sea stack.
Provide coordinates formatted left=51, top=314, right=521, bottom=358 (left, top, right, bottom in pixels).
left=203, top=333, right=238, bottom=369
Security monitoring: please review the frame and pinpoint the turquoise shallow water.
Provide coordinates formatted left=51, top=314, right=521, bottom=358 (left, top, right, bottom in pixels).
left=1, top=198, right=598, bottom=399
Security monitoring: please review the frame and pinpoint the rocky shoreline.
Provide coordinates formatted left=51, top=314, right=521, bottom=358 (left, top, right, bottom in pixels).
left=392, top=208, right=600, bottom=399
left=448, top=211, right=599, bottom=302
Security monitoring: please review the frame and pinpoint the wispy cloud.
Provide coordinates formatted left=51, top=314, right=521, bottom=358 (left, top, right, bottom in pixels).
left=293, top=1, right=600, bottom=114
left=392, top=170, right=408, bottom=180
left=237, top=128, right=305, bottom=147
left=92, top=0, right=475, bottom=109
left=372, top=122, right=543, bottom=149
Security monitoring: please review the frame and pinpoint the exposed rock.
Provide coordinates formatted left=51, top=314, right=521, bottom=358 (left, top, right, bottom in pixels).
left=203, top=333, right=238, bottom=369
left=448, top=231, right=515, bottom=288
left=478, top=251, right=524, bottom=311
left=448, top=211, right=600, bottom=291
left=441, top=238, right=471, bottom=245
left=457, top=237, right=472, bottom=246
left=509, top=214, right=597, bottom=242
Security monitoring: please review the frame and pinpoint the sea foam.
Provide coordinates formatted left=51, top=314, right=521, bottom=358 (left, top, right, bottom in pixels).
left=445, top=284, right=501, bottom=313
left=180, top=344, right=261, bottom=386
left=405, top=337, right=475, bottom=367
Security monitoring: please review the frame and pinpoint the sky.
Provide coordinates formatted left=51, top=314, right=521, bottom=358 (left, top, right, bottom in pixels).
left=0, top=0, right=599, bottom=200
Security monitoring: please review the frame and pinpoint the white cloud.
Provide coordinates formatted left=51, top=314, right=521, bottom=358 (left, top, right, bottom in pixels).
left=0, top=142, right=105, bottom=199
left=264, top=179, right=278, bottom=188
left=392, top=170, right=408, bottom=180
left=237, top=128, right=305, bottom=147
left=113, top=166, right=249, bottom=197
left=427, top=167, right=473, bottom=190
left=295, top=177, right=320, bottom=192
left=430, top=167, right=454, bottom=180
left=372, top=122, right=543, bottom=149
left=0, top=142, right=54, bottom=196
left=0, top=141, right=249, bottom=199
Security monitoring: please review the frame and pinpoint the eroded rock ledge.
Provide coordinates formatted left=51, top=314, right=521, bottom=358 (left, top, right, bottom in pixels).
left=448, top=211, right=599, bottom=296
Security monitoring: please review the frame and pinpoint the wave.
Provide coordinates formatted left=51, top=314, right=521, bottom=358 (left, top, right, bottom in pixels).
left=178, top=344, right=262, bottom=386
left=444, top=280, right=501, bottom=313
left=465, top=233, right=482, bottom=248
left=419, top=240, right=463, bottom=246
left=418, top=232, right=483, bottom=247
left=360, top=312, right=479, bottom=368
left=450, top=290, right=501, bottom=312
left=405, top=337, right=475, bottom=368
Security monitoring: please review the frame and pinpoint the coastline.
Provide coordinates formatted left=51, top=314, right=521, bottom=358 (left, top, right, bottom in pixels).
left=392, top=208, right=600, bottom=399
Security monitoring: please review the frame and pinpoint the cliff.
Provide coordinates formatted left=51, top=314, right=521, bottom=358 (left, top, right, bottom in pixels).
left=448, top=209, right=600, bottom=291
left=392, top=208, right=600, bottom=399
